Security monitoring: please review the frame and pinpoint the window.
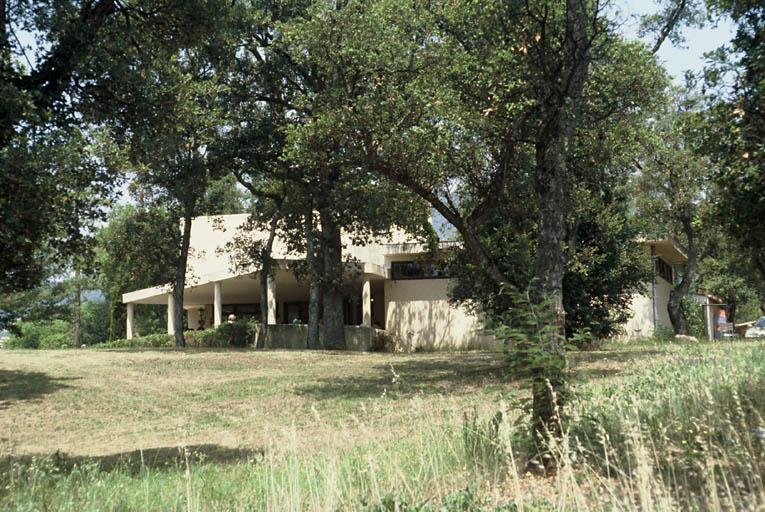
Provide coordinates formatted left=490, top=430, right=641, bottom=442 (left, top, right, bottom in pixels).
left=391, top=260, right=450, bottom=280
left=655, top=257, right=673, bottom=283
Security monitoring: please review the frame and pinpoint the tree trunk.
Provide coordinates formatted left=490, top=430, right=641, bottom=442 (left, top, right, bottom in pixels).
left=305, top=201, right=321, bottom=349
left=527, top=0, right=593, bottom=452
left=320, top=208, right=346, bottom=350
left=73, top=269, right=81, bottom=349
left=727, top=303, right=736, bottom=325
left=256, top=212, right=279, bottom=349
left=667, top=288, right=689, bottom=335
left=173, top=208, right=194, bottom=348
left=531, top=127, right=570, bottom=447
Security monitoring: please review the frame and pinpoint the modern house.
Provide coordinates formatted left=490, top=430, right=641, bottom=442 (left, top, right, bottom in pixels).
left=622, top=238, right=689, bottom=338
left=123, top=214, right=688, bottom=348
left=122, top=214, right=493, bottom=350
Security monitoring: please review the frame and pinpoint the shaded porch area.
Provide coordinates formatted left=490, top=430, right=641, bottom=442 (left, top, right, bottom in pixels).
left=122, top=263, right=387, bottom=339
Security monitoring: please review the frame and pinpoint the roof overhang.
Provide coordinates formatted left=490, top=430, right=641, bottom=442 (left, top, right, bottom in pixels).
left=123, top=259, right=388, bottom=305
left=644, top=238, right=688, bottom=264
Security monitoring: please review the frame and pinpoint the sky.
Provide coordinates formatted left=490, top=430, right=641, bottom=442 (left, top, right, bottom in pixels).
left=616, top=0, right=736, bottom=84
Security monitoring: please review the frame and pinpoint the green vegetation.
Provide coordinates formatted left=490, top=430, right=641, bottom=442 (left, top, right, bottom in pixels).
left=1, top=1, right=764, bottom=507
left=1, top=340, right=762, bottom=510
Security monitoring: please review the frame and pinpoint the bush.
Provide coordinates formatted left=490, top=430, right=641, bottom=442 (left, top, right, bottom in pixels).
left=98, top=321, right=258, bottom=349
left=97, top=333, right=175, bottom=349
left=5, top=320, right=73, bottom=349
left=184, top=328, right=227, bottom=348
left=216, top=320, right=256, bottom=348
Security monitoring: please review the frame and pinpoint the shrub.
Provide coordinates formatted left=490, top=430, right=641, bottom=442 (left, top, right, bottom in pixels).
left=97, top=333, right=175, bottom=349
left=5, top=320, right=73, bottom=349
left=216, top=320, right=256, bottom=348
left=184, top=328, right=227, bottom=348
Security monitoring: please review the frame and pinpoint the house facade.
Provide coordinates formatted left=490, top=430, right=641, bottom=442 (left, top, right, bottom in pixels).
left=622, top=238, right=689, bottom=338
left=123, top=214, right=686, bottom=348
left=122, top=214, right=493, bottom=350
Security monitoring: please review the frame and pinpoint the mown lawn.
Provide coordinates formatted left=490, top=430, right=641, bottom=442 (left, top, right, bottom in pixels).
left=0, top=341, right=763, bottom=510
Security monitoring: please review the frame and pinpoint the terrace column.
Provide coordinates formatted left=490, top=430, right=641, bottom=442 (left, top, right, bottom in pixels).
left=214, top=281, right=222, bottom=327
left=267, top=273, right=277, bottom=324
left=126, top=303, right=135, bottom=339
left=167, top=293, right=175, bottom=335
left=362, top=276, right=372, bottom=327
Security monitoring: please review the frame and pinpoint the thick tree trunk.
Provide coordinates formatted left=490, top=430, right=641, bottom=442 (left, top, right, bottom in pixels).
left=320, top=209, right=346, bottom=350
left=667, top=288, right=689, bottom=335
left=73, top=270, right=81, bottom=349
left=305, top=202, right=321, bottom=349
left=531, top=129, right=570, bottom=447
left=173, top=208, right=194, bottom=348
left=256, top=213, right=279, bottom=349
left=527, top=0, right=593, bottom=453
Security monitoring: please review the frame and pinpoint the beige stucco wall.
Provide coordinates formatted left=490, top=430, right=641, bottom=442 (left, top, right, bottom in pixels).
left=623, top=288, right=654, bottom=338
left=622, top=276, right=673, bottom=338
left=384, top=278, right=493, bottom=351
left=655, top=275, right=673, bottom=330
left=185, top=215, right=417, bottom=279
left=621, top=242, right=680, bottom=338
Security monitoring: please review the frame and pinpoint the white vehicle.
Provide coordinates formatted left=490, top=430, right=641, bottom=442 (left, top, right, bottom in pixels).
left=744, top=316, right=765, bottom=338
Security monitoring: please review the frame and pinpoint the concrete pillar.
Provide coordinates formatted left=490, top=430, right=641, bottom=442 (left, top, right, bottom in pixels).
left=167, top=293, right=175, bottom=335
left=362, top=276, right=372, bottom=327
left=214, top=281, right=222, bottom=327
left=126, top=303, right=135, bottom=339
left=267, top=273, right=277, bottom=324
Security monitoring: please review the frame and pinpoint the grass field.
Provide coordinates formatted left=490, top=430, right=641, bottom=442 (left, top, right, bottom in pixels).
left=1, top=340, right=763, bottom=510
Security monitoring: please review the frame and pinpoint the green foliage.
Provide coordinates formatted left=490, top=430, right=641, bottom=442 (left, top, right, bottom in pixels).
left=0, top=0, right=229, bottom=293
left=488, top=288, right=575, bottom=381
left=681, top=297, right=706, bottom=339
left=215, top=321, right=257, bottom=348
left=695, top=232, right=760, bottom=324
left=0, top=270, right=74, bottom=333
left=183, top=328, right=227, bottom=348
left=101, top=321, right=258, bottom=349
left=450, top=186, right=650, bottom=343
left=95, top=204, right=176, bottom=340
left=5, top=320, right=73, bottom=350
left=98, top=333, right=175, bottom=349
left=702, top=0, right=765, bottom=308
left=196, top=174, right=248, bottom=216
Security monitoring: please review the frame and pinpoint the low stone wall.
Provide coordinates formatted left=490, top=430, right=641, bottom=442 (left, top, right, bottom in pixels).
left=258, top=324, right=378, bottom=351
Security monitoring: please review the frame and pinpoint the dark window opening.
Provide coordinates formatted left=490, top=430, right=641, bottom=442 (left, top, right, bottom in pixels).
left=391, top=260, right=450, bottom=280
left=655, top=258, right=673, bottom=283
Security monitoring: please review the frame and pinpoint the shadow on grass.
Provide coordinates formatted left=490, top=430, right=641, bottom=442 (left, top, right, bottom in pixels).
left=0, top=370, right=77, bottom=409
left=295, top=352, right=510, bottom=400
left=1, top=444, right=265, bottom=476
left=571, top=349, right=667, bottom=365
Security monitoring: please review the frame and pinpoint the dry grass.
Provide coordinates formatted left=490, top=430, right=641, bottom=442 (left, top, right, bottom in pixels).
left=1, top=342, right=761, bottom=510
left=1, top=349, right=514, bottom=460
